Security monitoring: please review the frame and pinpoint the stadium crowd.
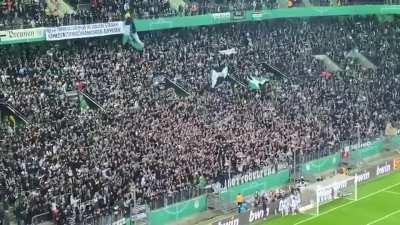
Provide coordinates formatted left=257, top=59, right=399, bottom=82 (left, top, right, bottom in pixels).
left=1, top=15, right=400, bottom=225
left=0, top=0, right=391, bottom=30
left=0, top=0, right=269, bottom=30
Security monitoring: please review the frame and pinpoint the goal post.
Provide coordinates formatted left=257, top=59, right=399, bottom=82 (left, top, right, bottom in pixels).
left=299, top=175, right=358, bottom=216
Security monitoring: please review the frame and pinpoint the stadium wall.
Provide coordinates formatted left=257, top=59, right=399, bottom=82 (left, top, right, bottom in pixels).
left=1, top=5, right=400, bottom=45
left=301, top=152, right=341, bottom=176
left=148, top=195, right=207, bottom=225
left=219, top=169, right=290, bottom=203
left=349, top=138, right=384, bottom=162
left=301, top=135, right=400, bottom=176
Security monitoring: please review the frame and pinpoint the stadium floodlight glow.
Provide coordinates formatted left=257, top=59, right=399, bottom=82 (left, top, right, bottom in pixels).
left=299, top=175, right=358, bottom=216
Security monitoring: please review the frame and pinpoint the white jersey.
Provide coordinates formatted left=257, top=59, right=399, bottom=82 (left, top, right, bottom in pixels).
left=285, top=198, right=290, bottom=208
left=290, top=195, right=297, bottom=208
left=283, top=198, right=290, bottom=215
left=297, top=194, right=301, bottom=206
left=279, top=199, right=284, bottom=211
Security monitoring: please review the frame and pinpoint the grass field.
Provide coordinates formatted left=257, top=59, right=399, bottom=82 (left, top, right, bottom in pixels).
left=254, top=171, right=400, bottom=225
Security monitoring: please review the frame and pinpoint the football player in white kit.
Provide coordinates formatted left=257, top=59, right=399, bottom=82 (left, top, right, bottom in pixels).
left=290, top=194, right=299, bottom=215
left=279, top=198, right=285, bottom=216
left=283, top=196, right=290, bottom=216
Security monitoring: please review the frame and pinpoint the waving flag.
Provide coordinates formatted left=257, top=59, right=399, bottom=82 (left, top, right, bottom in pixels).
left=123, top=13, right=144, bottom=51
left=248, top=76, right=268, bottom=91
left=313, top=55, right=342, bottom=73
left=0, top=103, right=28, bottom=130
left=211, top=67, right=228, bottom=88
left=45, top=0, right=75, bottom=17
left=345, top=49, right=377, bottom=71
left=165, top=78, right=191, bottom=97
left=219, top=48, right=237, bottom=55
left=78, top=91, right=105, bottom=113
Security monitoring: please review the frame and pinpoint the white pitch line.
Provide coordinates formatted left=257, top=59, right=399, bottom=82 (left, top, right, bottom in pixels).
left=384, top=190, right=400, bottom=196
left=366, top=209, right=400, bottom=225
left=293, top=181, right=400, bottom=225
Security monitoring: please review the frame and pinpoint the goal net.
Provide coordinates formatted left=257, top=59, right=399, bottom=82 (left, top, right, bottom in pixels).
left=298, top=175, right=358, bottom=216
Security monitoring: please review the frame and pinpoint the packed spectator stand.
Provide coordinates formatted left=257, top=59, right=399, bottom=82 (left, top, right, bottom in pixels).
left=0, top=0, right=390, bottom=30
left=0, top=0, right=270, bottom=30
left=1, top=3, right=400, bottom=225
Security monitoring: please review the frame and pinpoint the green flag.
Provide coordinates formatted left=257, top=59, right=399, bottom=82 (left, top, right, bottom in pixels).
left=165, top=78, right=191, bottom=97
left=345, top=49, right=377, bottom=71
left=313, top=55, right=343, bottom=73
left=0, top=103, right=28, bottom=130
left=198, top=175, right=207, bottom=188
left=122, top=32, right=144, bottom=51
left=248, top=77, right=268, bottom=91
left=78, top=92, right=105, bottom=113
left=79, top=93, right=90, bottom=113
left=123, top=16, right=144, bottom=51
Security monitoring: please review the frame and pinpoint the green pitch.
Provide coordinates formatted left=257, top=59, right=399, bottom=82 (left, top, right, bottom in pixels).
left=254, top=171, right=400, bottom=225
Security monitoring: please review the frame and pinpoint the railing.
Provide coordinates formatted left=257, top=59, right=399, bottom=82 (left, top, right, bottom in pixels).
left=147, top=186, right=210, bottom=210
left=73, top=210, right=126, bottom=225
left=32, top=212, right=52, bottom=225
left=297, top=131, right=384, bottom=166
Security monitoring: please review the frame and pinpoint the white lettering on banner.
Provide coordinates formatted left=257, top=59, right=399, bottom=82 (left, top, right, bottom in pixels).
left=0, top=28, right=44, bottom=43
left=8, top=30, right=35, bottom=38
left=225, top=167, right=275, bottom=189
left=376, top=164, right=391, bottom=176
left=131, top=213, right=147, bottom=220
left=218, top=218, right=239, bottom=225
left=249, top=209, right=265, bottom=222
left=212, top=12, right=231, bottom=20
left=347, top=141, right=372, bottom=151
left=46, top=22, right=124, bottom=41
left=356, top=171, right=370, bottom=183
left=252, top=12, right=263, bottom=20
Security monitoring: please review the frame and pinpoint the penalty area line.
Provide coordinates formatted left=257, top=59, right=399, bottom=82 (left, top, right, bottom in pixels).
left=293, top=181, right=400, bottom=225
left=366, top=209, right=400, bottom=225
left=384, top=190, right=400, bottom=196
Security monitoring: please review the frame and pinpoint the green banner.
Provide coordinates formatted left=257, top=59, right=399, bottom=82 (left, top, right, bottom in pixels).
left=148, top=195, right=207, bottom=225
left=302, top=135, right=400, bottom=176
left=394, top=135, right=400, bottom=145
left=301, top=153, right=341, bottom=176
left=349, top=139, right=383, bottom=161
left=0, top=28, right=45, bottom=45
left=135, top=5, right=400, bottom=32
left=220, top=169, right=290, bottom=203
left=147, top=170, right=289, bottom=225
left=349, top=135, right=400, bottom=161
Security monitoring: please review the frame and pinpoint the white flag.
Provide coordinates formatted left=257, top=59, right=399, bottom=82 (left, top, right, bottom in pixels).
left=211, top=67, right=228, bottom=88
left=219, top=48, right=237, bottom=55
